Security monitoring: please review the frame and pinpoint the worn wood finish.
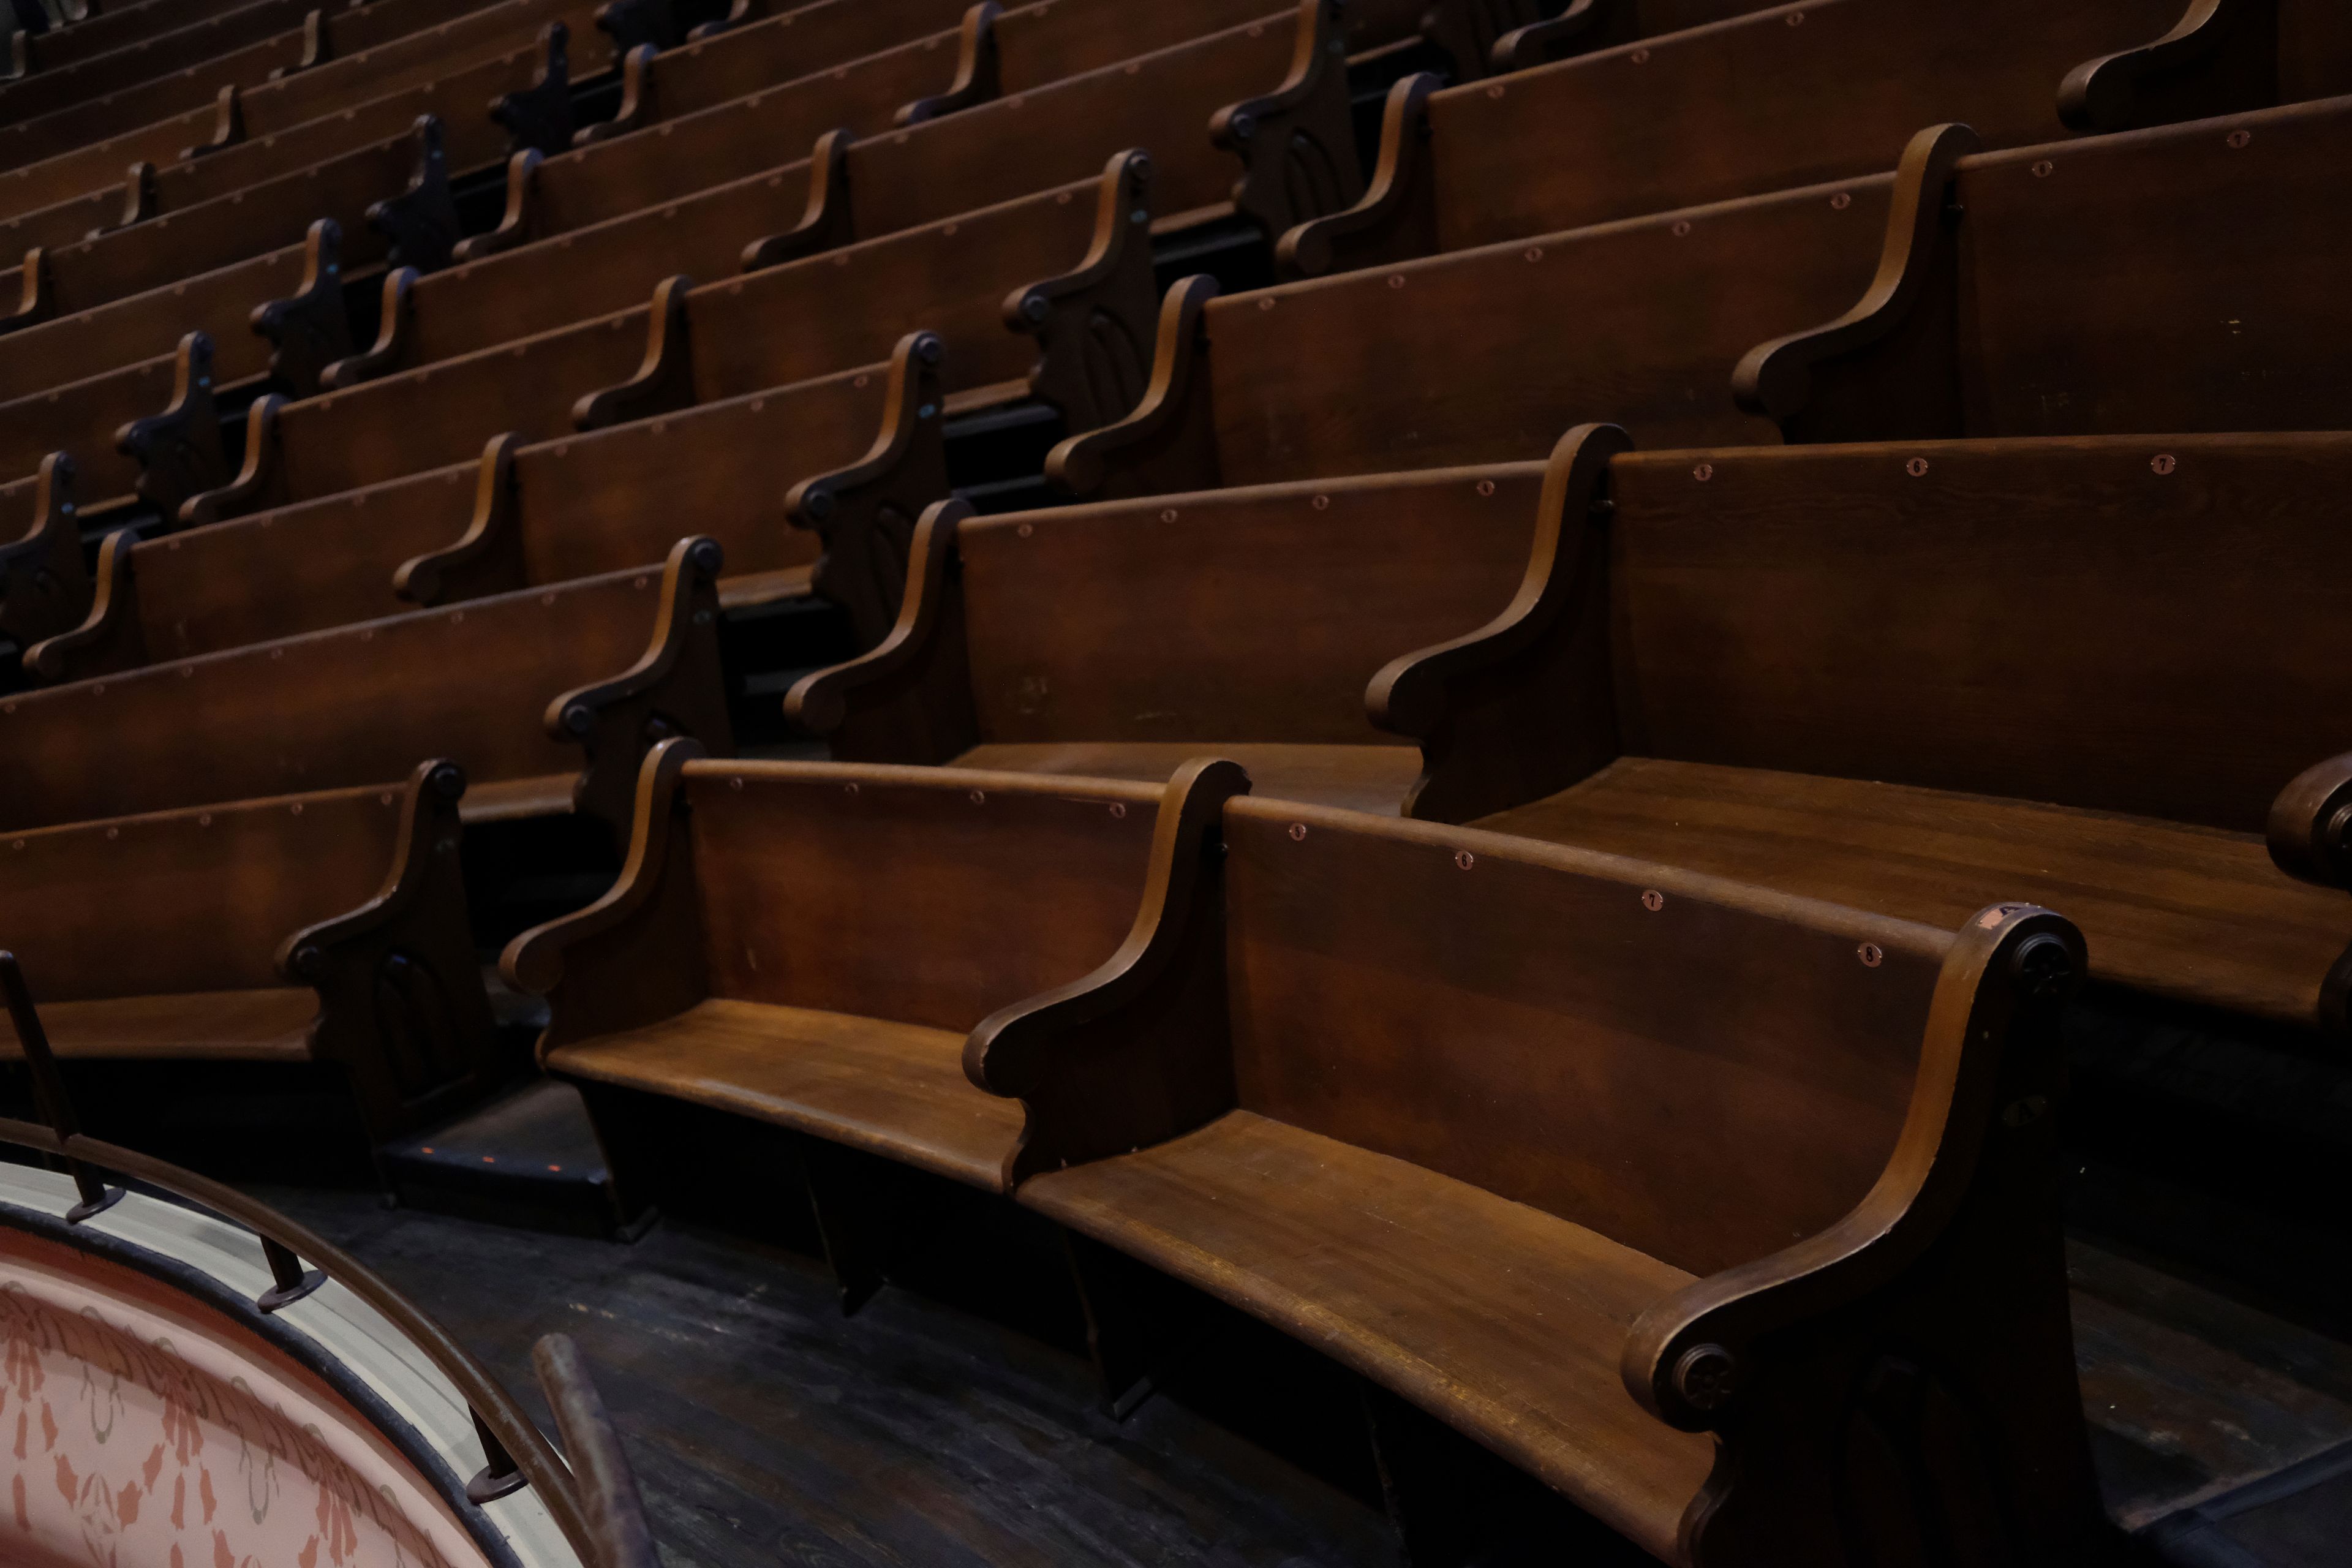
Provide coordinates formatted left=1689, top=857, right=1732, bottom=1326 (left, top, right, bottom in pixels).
left=1, top=540, right=730, bottom=837
left=1056, top=174, right=1889, bottom=501
left=512, top=751, right=1204, bottom=1204
left=998, top=797, right=2112, bottom=1562
left=0, top=761, right=503, bottom=1143
left=1283, top=0, right=2253, bottom=276
left=3, top=118, right=451, bottom=332
left=1382, top=432, right=2352, bottom=1035
left=52, top=343, right=937, bottom=671
left=1743, top=98, right=2352, bottom=442
left=791, top=468, right=1537, bottom=816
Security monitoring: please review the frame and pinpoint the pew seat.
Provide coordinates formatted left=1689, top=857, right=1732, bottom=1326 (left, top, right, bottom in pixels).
left=0, top=989, right=320, bottom=1063
left=954, top=742, right=1420, bottom=816
left=1479, top=760, right=2352, bottom=1031
left=1021, top=1107, right=1713, bottom=1558
left=548, top=998, right=1024, bottom=1191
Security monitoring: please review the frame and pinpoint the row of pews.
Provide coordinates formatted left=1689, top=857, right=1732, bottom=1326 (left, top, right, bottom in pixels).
left=2, top=0, right=2350, bottom=1560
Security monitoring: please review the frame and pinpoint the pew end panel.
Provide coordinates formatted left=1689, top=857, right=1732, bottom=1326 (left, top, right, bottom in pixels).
left=23, top=524, right=136, bottom=684
left=249, top=218, right=355, bottom=398
left=1045, top=276, right=1223, bottom=500
left=528, top=755, right=1179, bottom=1196
left=786, top=499, right=979, bottom=765
left=781, top=333, right=952, bottom=648
left=571, top=276, right=696, bottom=433
left=1732, top=124, right=1978, bottom=444
left=393, top=434, right=523, bottom=608
left=448, top=146, right=545, bottom=265
left=543, top=535, right=736, bottom=837
left=1370, top=424, right=1632, bottom=824
left=114, top=332, right=233, bottom=526
left=1004, top=148, right=1163, bottom=436
left=274, top=759, right=508, bottom=1142
left=896, top=1, right=1000, bottom=126
left=0, top=454, right=89, bottom=654
left=1625, top=903, right=2113, bottom=1566
left=1208, top=0, right=1363, bottom=242
left=363, top=115, right=459, bottom=274
left=503, top=737, right=712, bottom=1059
left=966, top=758, right=1251, bottom=1187
left=489, top=21, right=577, bottom=159
left=1275, top=72, right=1439, bottom=279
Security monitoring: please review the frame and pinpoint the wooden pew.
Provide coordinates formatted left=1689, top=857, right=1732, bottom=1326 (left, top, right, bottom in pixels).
left=0, top=759, right=505, bottom=1149
left=1044, top=151, right=1905, bottom=501
left=187, top=152, right=1157, bottom=630
left=503, top=742, right=1219, bottom=1286
left=785, top=477, right=1532, bottom=812
left=14, top=0, right=282, bottom=74
left=0, top=534, right=730, bottom=836
left=1, top=116, right=453, bottom=333
left=0, top=0, right=605, bottom=206
left=458, top=0, right=1287, bottom=261
left=1280, top=0, right=2278, bottom=279
left=1360, top=425, right=2352, bottom=1042
left=584, top=0, right=972, bottom=144
left=0, top=23, right=311, bottom=173
left=0, top=0, right=319, bottom=127
left=0, top=26, right=567, bottom=262
left=974, top=792, right=2112, bottom=1565
left=30, top=334, right=948, bottom=679
left=0, top=218, right=344, bottom=403
left=1736, top=97, right=2352, bottom=442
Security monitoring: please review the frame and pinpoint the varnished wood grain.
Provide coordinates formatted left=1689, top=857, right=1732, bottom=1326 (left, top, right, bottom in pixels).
left=551, top=998, right=1024, bottom=1190
left=1022, top=1108, right=1712, bottom=1558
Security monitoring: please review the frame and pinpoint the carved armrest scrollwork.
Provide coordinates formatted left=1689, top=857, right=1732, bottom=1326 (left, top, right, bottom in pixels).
left=897, top=2, right=1000, bottom=125
left=1043, top=274, right=1220, bottom=499
left=1275, top=71, right=1439, bottom=280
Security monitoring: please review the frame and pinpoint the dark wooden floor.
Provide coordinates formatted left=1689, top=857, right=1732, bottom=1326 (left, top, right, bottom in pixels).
left=255, top=1183, right=1414, bottom=1568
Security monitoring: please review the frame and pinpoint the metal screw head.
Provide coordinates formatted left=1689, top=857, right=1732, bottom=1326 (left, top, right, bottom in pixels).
left=1692, top=463, right=1713, bottom=483
left=799, top=487, right=836, bottom=521
left=1227, top=111, right=1256, bottom=141
left=1454, top=850, right=1475, bottom=870
left=690, top=538, right=725, bottom=575
left=692, top=609, right=714, bottom=626
left=561, top=702, right=595, bottom=736
left=2010, top=932, right=2075, bottom=1000
left=1021, top=292, right=1050, bottom=323
left=1673, top=1344, right=1740, bottom=1412
left=1288, top=823, right=1308, bottom=842
left=291, top=944, right=325, bottom=979
left=429, top=763, right=466, bottom=800
left=1831, top=192, right=1851, bottom=210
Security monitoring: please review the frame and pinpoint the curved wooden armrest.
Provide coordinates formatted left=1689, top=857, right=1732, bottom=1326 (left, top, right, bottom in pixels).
left=1732, top=122, right=1979, bottom=424
left=450, top=148, right=541, bottom=263
left=0, top=453, right=74, bottom=581
left=491, top=21, right=575, bottom=157
left=687, top=0, right=750, bottom=42
left=501, top=736, right=703, bottom=997
left=786, top=496, right=965, bottom=736
left=576, top=40, right=654, bottom=146
left=23, top=524, right=132, bottom=683
left=117, top=331, right=232, bottom=525
left=1210, top=0, right=1344, bottom=151
left=2268, top=753, right=2352, bottom=891
left=177, top=391, right=283, bottom=529
left=1001, top=149, right=1152, bottom=332
left=1488, top=0, right=1600, bottom=70
left=1044, top=273, right=1218, bottom=497
left=318, top=265, right=415, bottom=390
left=740, top=128, right=853, bottom=271
left=2, top=248, right=54, bottom=334
left=1623, top=905, right=2082, bottom=1432
left=897, top=2, right=999, bottom=125
left=2059, top=0, right=2261, bottom=132
left=1369, top=423, right=1627, bottom=739
left=395, top=432, right=522, bottom=605
left=541, top=535, right=725, bottom=741
left=1274, top=70, right=1437, bottom=279
left=782, top=330, right=946, bottom=538
left=275, top=761, right=469, bottom=979
left=571, top=274, right=695, bottom=430
left=182, top=86, right=244, bottom=161
left=99, top=160, right=157, bottom=236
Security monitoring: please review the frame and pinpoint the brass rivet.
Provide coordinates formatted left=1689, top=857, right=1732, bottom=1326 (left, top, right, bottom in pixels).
left=1476, top=479, right=1496, bottom=497
left=1642, top=889, right=1665, bottom=911
left=1017, top=521, right=1034, bottom=538
left=969, top=789, right=987, bottom=805
left=1858, top=943, right=1883, bottom=968
left=1160, top=508, right=1178, bottom=522
left=1630, top=47, right=1649, bottom=62
left=844, top=782, right=859, bottom=795
left=1830, top=192, right=1851, bottom=210
left=1692, top=463, right=1714, bottom=483
left=1258, top=298, right=1276, bottom=311
left=2032, top=159, right=2055, bottom=178
left=1311, top=494, right=1330, bottom=510
left=1288, top=823, right=1308, bottom=842
left=1672, top=221, right=1692, bottom=237
left=729, top=777, right=744, bottom=790
left=2226, top=129, right=2252, bottom=148
left=1109, top=802, right=1127, bottom=818
left=1523, top=246, right=1543, bottom=262
left=1388, top=274, right=1406, bottom=290
left=1455, top=850, right=1475, bottom=870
